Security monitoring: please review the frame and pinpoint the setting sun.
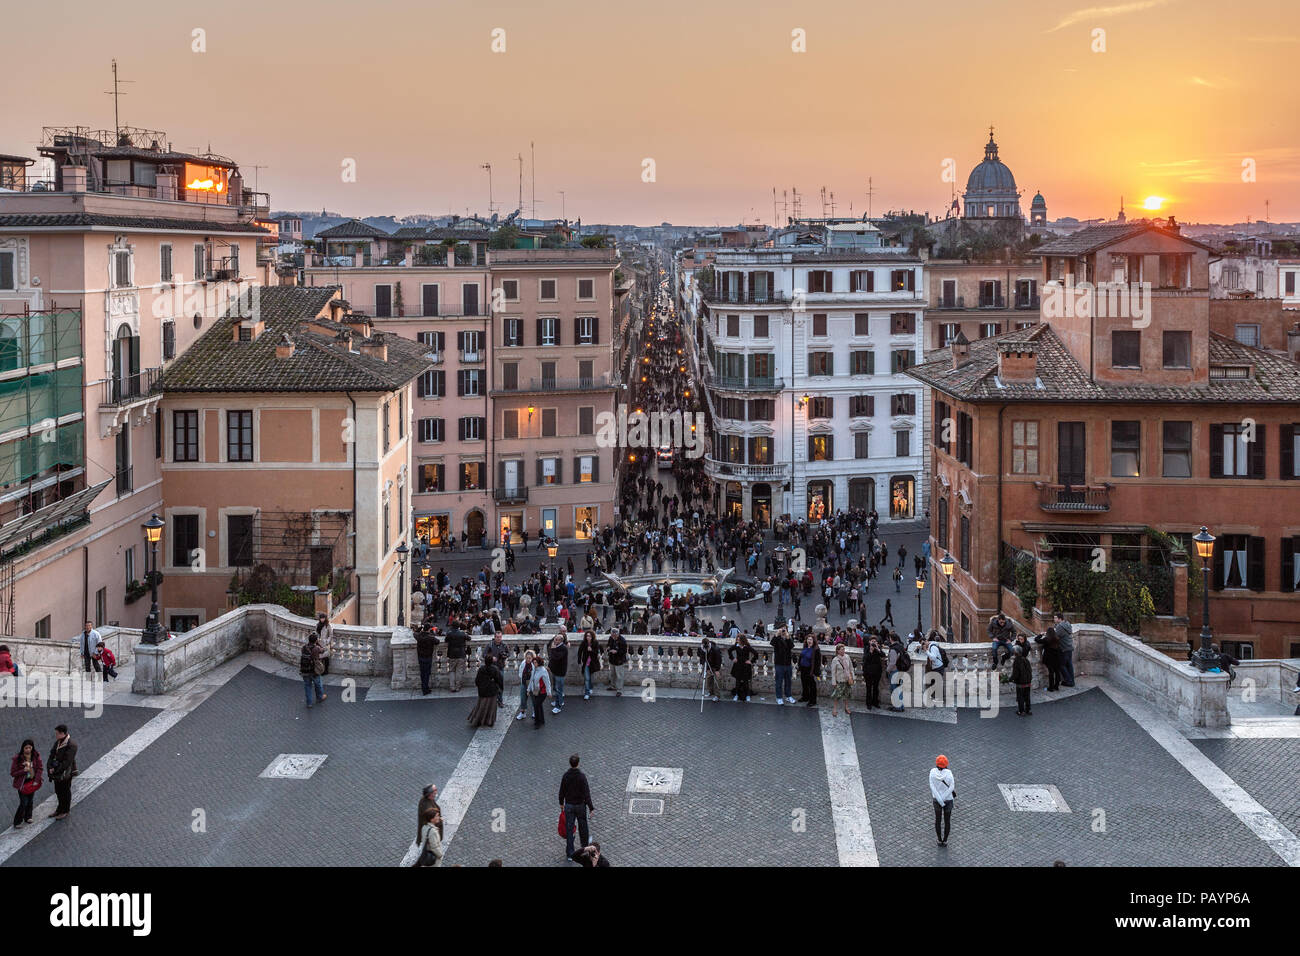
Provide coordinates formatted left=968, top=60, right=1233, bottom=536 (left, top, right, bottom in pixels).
left=1142, top=195, right=1165, bottom=210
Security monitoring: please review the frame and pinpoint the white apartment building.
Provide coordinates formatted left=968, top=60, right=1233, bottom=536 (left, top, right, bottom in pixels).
left=680, top=242, right=927, bottom=525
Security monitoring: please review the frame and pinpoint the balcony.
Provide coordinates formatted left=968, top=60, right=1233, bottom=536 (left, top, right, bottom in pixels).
left=493, top=376, right=614, bottom=395
left=1014, top=295, right=1040, bottom=310
left=934, top=295, right=965, bottom=310
left=703, top=458, right=789, bottom=483
left=978, top=296, right=1007, bottom=309
left=493, top=485, right=529, bottom=503
left=1036, top=482, right=1112, bottom=513
left=703, top=289, right=790, bottom=306
left=710, top=375, right=784, bottom=392
left=101, top=367, right=161, bottom=407
left=460, top=351, right=484, bottom=364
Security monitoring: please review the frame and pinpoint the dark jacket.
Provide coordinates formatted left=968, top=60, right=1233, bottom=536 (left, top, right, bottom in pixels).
left=548, top=641, right=569, bottom=675
left=298, top=642, right=320, bottom=676
left=474, top=663, right=503, bottom=699
left=443, top=628, right=469, bottom=659
left=558, top=768, right=594, bottom=810
left=415, top=631, right=441, bottom=660
left=1011, top=652, right=1033, bottom=686
left=1033, top=631, right=1062, bottom=666
left=47, top=739, right=77, bottom=782
left=605, top=634, right=629, bottom=666
left=698, top=641, right=723, bottom=670
left=10, top=751, right=42, bottom=790
left=482, top=638, right=509, bottom=668
left=861, top=648, right=885, bottom=677
left=577, top=641, right=602, bottom=672
left=770, top=633, right=793, bottom=667
left=797, top=643, right=823, bottom=673
left=574, top=847, right=610, bottom=867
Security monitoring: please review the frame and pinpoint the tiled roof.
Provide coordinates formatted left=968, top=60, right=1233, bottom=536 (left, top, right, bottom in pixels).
left=160, top=286, right=432, bottom=393
left=907, top=323, right=1300, bottom=404
left=315, top=219, right=390, bottom=239
left=390, top=226, right=492, bottom=241
left=0, top=213, right=268, bottom=234
left=1033, top=221, right=1214, bottom=256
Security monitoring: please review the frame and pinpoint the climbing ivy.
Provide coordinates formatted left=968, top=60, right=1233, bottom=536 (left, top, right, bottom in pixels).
left=1044, top=559, right=1168, bottom=635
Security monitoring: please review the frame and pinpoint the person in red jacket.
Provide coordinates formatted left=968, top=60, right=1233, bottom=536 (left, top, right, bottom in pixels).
left=92, top=641, right=118, bottom=682
left=0, top=644, right=17, bottom=677
left=10, top=739, right=42, bottom=827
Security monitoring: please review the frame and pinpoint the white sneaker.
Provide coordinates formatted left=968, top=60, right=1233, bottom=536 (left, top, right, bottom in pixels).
left=515, top=712, right=524, bottom=720
left=786, top=696, right=796, bottom=704
left=583, top=694, right=590, bottom=700
left=552, top=706, right=560, bottom=714
left=776, top=698, right=784, bottom=706
left=711, top=695, right=719, bottom=701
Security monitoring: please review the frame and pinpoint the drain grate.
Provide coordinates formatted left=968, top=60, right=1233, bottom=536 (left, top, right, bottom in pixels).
left=628, top=798, right=665, bottom=816
left=260, top=754, right=328, bottom=780
left=998, top=783, right=1071, bottom=812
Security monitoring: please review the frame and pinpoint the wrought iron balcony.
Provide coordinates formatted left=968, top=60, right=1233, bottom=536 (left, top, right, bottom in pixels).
left=1036, top=482, right=1112, bottom=513
left=100, top=367, right=161, bottom=407
left=493, top=485, right=529, bottom=503
left=710, top=375, right=784, bottom=392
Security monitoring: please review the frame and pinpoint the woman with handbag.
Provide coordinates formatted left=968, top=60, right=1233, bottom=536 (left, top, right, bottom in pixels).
left=413, top=807, right=443, bottom=867
left=315, top=614, right=333, bottom=675
left=577, top=630, right=601, bottom=701
left=10, top=739, right=42, bottom=827
left=797, top=635, right=822, bottom=707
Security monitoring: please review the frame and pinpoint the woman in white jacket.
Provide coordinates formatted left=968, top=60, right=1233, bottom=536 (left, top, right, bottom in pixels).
left=929, top=755, right=955, bottom=847
left=315, top=614, right=333, bottom=675
left=527, top=657, right=552, bottom=728
left=414, top=807, right=443, bottom=867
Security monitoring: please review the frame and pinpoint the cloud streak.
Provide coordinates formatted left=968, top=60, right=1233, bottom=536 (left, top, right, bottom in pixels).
left=1047, top=0, right=1175, bottom=33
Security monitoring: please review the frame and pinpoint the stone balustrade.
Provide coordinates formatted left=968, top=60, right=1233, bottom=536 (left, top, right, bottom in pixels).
left=1, top=626, right=142, bottom=675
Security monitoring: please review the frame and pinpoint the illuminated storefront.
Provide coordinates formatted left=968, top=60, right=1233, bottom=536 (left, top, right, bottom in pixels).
left=890, top=475, right=915, bottom=519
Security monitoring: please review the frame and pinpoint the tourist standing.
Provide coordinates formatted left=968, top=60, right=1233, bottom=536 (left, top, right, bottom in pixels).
left=415, top=626, right=440, bottom=696
left=797, top=634, right=822, bottom=707
left=1034, top=627, right=1062, bottom=691
left=577, top=631, right=601, bottom=700
left=1012, top=644, right=1033, bottom=716
left=529, top=655, right=551, bottom=728
left=862, top=638, right=885, bottom=710
left=828, top=643, right=855, bottom=717
left=444, top=621, right=469, bottom=692
left=698, top=637, right=723, bottom=701
left=770, top=627, right=794, bottom=705
left=315, top=613, right=333, bottom=675
left=482, top=632, right=509, bottom=707
left=1054, top=612, right=1075, bottom=687
left=888, top=634, right=911, bottom=712
left=930, top=754, right=955, bottom=847
left=548, top=632, right=569, bottom=713
left=10, top=739, right=41, bottom=828
left=299, top=634, right=326, bottom=707
left=46, top=725, right=77, bottom=820
left=414, top=807, right=444, bottom=867
left=605, top=629, right=629, bottom=697
left=417, top=783, right=441, bottom=843
left=76, top=621, right=100, bottom=674
left=559, top=754, right=595, bottom=860
left=515, top=649, right=536, bottom=721
left=468, top=656, right=503, bottom=727
left=728, top=633, right=756, bottom=702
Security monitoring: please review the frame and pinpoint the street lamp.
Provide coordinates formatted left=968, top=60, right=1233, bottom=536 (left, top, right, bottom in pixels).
left=396, top=542, right=409, bottom=625
left=939, top=553, right=955, bottom=640
left=547, top=538, right=559, bottom=584
left=141, top=514, right=165, bottom=645
left=915, top=575, right=925, bottom=633
left=1191, top=526, right=1216, bottom=671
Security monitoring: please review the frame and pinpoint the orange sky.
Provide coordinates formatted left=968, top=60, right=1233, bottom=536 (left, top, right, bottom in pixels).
left=6, top=0, right=1299, bottom=225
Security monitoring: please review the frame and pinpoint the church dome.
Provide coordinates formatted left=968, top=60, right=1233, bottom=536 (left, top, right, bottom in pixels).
left=965, top=133, right=1017, bottom=195
left=1031, top=191, right=1046, bottom=207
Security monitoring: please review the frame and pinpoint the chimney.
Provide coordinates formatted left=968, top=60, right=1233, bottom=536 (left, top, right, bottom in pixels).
left=62, top=165, right=87, bottom=193
left=335, top=328, right=354, bottom=351
left=1288, top=323, right=1300, bottom=364
left=359, top=332, right=388, bottom=362
left=276, top=332, right=295, bottom=359
left=343, top=314, right=373, bottom=338
left=950, top=328, right=970, bottom=369
left=997, top=342, right=1038, bottom=383
left=156, top=172, right=177, bottom=201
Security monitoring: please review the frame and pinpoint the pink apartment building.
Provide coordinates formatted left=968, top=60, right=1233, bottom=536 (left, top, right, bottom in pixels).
left=0, top=126, right=271, bottom=640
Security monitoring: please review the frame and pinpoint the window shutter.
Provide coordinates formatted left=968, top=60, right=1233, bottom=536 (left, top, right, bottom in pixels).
left=1211, top=540, right=1224, bottom=591
left=536, top=458, right=544, bottom=485
left=574, top=457, right=580, bottom=482
left=1281, top=425, right=1295, bottom=479
left=497, top=460, right=505, bottom=490
left=1248, top=424, right=1265, bottom=478
left=825, top=436, right=834, bottom=460
left=435, top=371, right=444, bottom=396
left=849, top=272, right=857, bottom=293
left=536, top=318, right=543, bottom=345
left=1209, top=425, right=1223, bottom=478
left=825, top=397, right=833, bottom=417
left=457, top=331, right=465, bottom=352
left=1282, top=537, right=1296, bottom=593
left=416, top=375, right=426, bottom=399
left=1248, top=537, right=1265, bottom=592
left=592, top=456, right=600, bottom=483
left=826, top=354, right=833, bottom=376
left=574, top=318, right=581, bottom=346
left=906, top=271, right=916, bottom=292
left=436, top=331, right=445, bottom=352
left=457, top=417, right=465, bottom=441
left=591, top=318, right=599, bottom=345
left=555, top=459, right=562, bottom=484
left=456, top=371, right=464, bottom=396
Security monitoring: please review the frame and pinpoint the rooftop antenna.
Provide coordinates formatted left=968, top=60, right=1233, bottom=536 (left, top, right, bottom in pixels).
left=772, top=187, right=778, bottom=227
left=558, top=189, right=566, bottom=223
left=246, top=164, right=268, bottom=192
left=865, top=177, right=875, bottom=220
left=829, top=191, right=837, bottom=217
left=481, top=163, right=494, bottom=215
left=819, top=186, right=827, bottom=218
left=104, top=59, right=134, bottom=141
left=530, top=141, right=536, bottom=220
left=517, top=153, right=524, bottom=213
left=1265, top=198, right=1270, bottom=223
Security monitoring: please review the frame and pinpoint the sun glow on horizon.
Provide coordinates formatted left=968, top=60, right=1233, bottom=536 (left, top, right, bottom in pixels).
left=1142, top=195, right=1165, bottom=210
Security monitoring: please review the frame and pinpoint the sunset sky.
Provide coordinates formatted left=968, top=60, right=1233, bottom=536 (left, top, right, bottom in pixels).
left=5, top=0, right=1299, bottom=225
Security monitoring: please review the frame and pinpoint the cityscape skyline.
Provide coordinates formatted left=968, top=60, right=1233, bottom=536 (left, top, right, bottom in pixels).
left=5, top=0, right=1300, bottom=226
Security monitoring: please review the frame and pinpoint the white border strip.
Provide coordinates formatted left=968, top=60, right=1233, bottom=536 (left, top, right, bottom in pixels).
left=818, top=709, right=878, bottom=866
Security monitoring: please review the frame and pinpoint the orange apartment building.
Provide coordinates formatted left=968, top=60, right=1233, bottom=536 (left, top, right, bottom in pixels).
left=924, top=257, right=1042, bottom=353
left=158, top=286, right=429, bottom=628
left=909, top=221, right=1300, bottom=660
left=0, top=127, right=270, bottom=640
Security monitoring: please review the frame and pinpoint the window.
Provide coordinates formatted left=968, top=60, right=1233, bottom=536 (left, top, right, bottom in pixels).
left=576, top=315, right=596, bottom=345
left=383, top=499, right=390, bottom=555
left=849, top=270, right=874, bottom=293
left=539, top=317, right=558, bottom=346
left=850, top=395, right=875, bottom=417
left=1162, top=330, right=1191, bottom=368
left=458, top=330, right=483, bottom=360
left=1112, top=330, right=1141, bottom=368
left=891, top=349, right=915, bottom=373
left=1284, top=536, right=1300, bottom=592
left=500, top=317, right=522, bottom=348
left=807, top=270, right=832, bottom=293
left=501, top=409, right=518, bottom=439
left=0, top=252, right=14, bottom=290
left=979, top=323, right=1000, bottom=339
left=579, top=360, right=593, bottom=385
left=895, top=430, right=910, bottom=457
left=462, top=284, right=479, bottom=316
left=374, top=285, right=392, bottom=318
left=850, top=350, right=875, bottom=375
left=937, top=497, right=948, bottom=549
left=228, top=514, right=254, bottom=567
left=500, top=362, right=518, bottom=391
left=382, top=401, right=391, bottom=453
left=539, top=278, right=557, bottom=300
left=727, top=315, right=740, bottom=337
left=113, top=250, right=131, bottom=288
left=34, top=616, right=50, bottom=641
left=959, top=516, right=970, bottom=569
left=538, top=457, right=562, bottom=485
left=810, top=397, right=833, bottom=419
left=173, top=410, right=199, bottom=462
left=1011, top=420, right=1038, bottom=474
left=749, top=399, right=774, bottom=421
left=398, top=392, right=405, bottom=439
left=812, top=314, right=827, bottom=337
left=956, top=412, right=973, bottom=467
left=418, top=330, right=444, bottom=354
left=577, top=278, right=594, bottom=299
left=418, top=463, right=444, bottom=493
left=1162, top=421, right=1192, bottom=477
left=170, top=615, right=201, bottom=633
left=748, top=436, right=772, bottom=464
left=458, top=417, right=485, bottom=441
left=226, top=411, right=253, bottom=462
left=753, top=315, right=769, bottom=338
left=457, top=369, right=482, bottom=397
left=193, top=244, right=206, bottom=282
left=1157, top=253, right=1191, bottom=290
left=1211, top=423, right=1265, bottom=478
left=890, top=393, right=916, bottom=416
left=1234, top=324, right=1261, bottom=348
left=500, top=279, right=519, bottom=301
left=979, top=279, right=1002, bottom=307
left=890, top=269, right=916, bottom=292
left=854, top=432, right=871, bottom=459
left=939, top=323, right=960, bottom=347
left=1282, top=424, right=1300, bottom=479
left=578, top=406, right=594, bottom=435
left=422, top=284, right=439, bottom=317
left=890, top=312, right=915, bottom=335
left=541, top=361, right=557, bottom=387
left=418, top=418, right=444, bottom=443
left=809, top=434, right=833, bottom=461
left=577, top=455, right=596, bottom=482
left=460, top=460, right=485, bottom=490
left=94, top=588, right=107, bottom=628
left=542, top=408, right=557, bottom=437
left=1213, top=534, right=1264, bottom=591
left=171, top=514, right=199, bottom=568
left=939, top=279, right=956, bottom=308
left=1286, top=271, right=1297, bottom=296
left=1110, top=421, right=1141, bottom=477
left=416, top=370, right=445, bottom=398
left=160, top=244, right=173, bottom=283
left=807, top=351, right=833, bottom=376
left=162, top=319, right=176, bottom=361
left=934, top=400, right=950, bottom=451
left=854, top=314, right=870, bottom=337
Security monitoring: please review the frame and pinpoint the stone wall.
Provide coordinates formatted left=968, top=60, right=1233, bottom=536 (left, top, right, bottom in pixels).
left=3, top=626, right=142, bottom=674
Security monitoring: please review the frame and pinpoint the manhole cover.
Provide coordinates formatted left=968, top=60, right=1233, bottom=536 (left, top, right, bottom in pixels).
left=260, top=754, right=328, bottom=780
left=998, top=783, right=1070, bottom=812
left=626, top=766, right=683, bottom=794
left=629, top=798, right=665, bottom=816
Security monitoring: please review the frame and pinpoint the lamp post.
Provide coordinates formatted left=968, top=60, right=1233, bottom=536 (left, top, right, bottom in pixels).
left=939, top=553, right=955, bottom=640
left=141, top=514, right=165, bottom=645
left=1191, top=526, right=1216, bottom=670
left=915, top=575, right=925, bottom=634
left=395, top=542, right=409, bottom=625
left=547, top=539, right=559, bottom=584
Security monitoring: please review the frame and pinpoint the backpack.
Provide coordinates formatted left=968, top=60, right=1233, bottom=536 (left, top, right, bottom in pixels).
left=937, top=645, right=949, bottom=666
left=895, top=646, right=913, bottom=671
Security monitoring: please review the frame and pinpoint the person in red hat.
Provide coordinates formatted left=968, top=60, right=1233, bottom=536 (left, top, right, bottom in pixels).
left=929, top=754, right=955, bottom=847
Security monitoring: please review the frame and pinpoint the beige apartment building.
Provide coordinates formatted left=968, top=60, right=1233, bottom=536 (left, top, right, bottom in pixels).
left=924, top=257, right=1042, bottom=354
left=159, top=286, right=429, bottom=628
left=0, top=127, right=270, bottom=640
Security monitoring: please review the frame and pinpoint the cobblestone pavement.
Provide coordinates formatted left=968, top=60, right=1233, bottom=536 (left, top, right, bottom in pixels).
left=1194, top=738, right=1300, bottom=838
left=1, top=665, right=1292, bottom=866
left=851, top=687, right=1283, bottom=867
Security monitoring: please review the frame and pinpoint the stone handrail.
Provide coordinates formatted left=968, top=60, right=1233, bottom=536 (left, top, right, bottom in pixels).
left=2, top=626, right=142, bottom=675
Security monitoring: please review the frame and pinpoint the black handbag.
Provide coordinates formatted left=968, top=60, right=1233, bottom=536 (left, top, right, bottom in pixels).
left=414, top=847, right=439, bottom=867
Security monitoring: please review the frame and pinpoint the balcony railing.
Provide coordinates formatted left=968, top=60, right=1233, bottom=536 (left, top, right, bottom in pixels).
left=978, top=296, right=1006, bottom=309
left=493, top=485, right=529, bottom=503
left=1036, top=482, right=1112, bottom=513
left=704, top=289, right=791, bottom=305
left=1015, top=295, right=1040, bottom=310
left=934, top=295, right=965, bottom=310
left=711, top=375, right=784, bottom=392
left=101, top=367, right=161, bottom=407
left=494, top=376, right=613, bottom=394
left=460, top=351, right=484, bottom=364
left=703, top=458, right=789, bottom=482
